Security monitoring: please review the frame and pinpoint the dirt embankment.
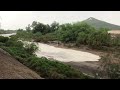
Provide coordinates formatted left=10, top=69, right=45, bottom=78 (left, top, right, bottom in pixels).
left=0, top=48, right=42, bottom=79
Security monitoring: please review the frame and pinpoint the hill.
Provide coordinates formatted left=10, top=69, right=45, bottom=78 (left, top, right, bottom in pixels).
left=81, top=17, right=120, bottom=30
left=0, top=48, right=42, bottom=79
left=0, top=29, right=16, bottom=34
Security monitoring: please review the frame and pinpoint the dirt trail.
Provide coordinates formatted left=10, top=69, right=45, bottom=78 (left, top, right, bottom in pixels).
left=0, top=48, right=42, bottom=79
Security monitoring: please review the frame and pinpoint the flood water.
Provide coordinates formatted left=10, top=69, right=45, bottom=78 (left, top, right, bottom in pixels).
left=1, top=33, right=100, bottom=62
left=35, top=43, right=100, bottom=62
left=0, top=33, right=16, bottom=37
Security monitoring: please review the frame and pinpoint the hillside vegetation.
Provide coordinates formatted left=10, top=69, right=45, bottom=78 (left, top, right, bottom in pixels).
left=81, top=17, right=120, bottom=30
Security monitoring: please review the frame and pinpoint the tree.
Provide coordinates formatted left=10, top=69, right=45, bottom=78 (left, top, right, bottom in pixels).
left=17, top=29, right=24, bottom=32
left=24, top=43, right=38, bottom=55
left=86, top=30, right=111, bottom=49
left=45, top=24, right=51, bottom=33
left=32, top=23, right=47, bottom=34
left=50, top=21, right=59, bottom=32
left=76, top=32, right=88, bottom=45
left=31, top=21, right=38, bottom=28
left=26, top=24, right=31, bottom=32
left=0, top=36, right=9, bottom=43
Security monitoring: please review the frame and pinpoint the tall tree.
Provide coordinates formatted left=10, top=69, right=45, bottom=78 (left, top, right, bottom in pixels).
left=26, top=24, right=31, bottom=32
left=32, top=23, right=46, bottom=34
left=31, top=21, right=38, bottom=28
left=50, top=21, right=59, bottom=32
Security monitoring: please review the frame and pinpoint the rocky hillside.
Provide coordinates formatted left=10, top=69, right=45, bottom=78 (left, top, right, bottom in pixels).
left=81, top=17, right=120, bottom=30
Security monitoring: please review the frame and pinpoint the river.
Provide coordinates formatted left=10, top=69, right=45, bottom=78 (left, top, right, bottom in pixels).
left=0, top=33, right=16, bottom=37
left=1, top=33, right=100, bottom=62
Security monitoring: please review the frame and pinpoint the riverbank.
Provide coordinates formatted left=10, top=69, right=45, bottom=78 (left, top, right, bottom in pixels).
left=0, top=33, right=102, bottom=78
left=0, top=48, right=42, bottom=79
left=35, top=42, right=105, bottom=77
left=15, top=40, right=101, bottom=77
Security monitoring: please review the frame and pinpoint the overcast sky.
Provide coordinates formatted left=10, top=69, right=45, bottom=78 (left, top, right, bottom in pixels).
left=0, top=11, right=120, bottom=30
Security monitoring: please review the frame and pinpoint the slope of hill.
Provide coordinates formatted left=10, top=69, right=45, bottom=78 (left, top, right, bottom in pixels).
left=81, top=17, right=120, bottom=30
left=0, top=48, right=42, bottom=79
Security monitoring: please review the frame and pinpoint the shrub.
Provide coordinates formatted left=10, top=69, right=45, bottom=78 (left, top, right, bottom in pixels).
left=24, top=43, right=38, bottom=55
left=25, top=56, right=89, bottom=79
left=5, top=40, right=23, bottom=48
left=98, top=54, right=120, bottom=79
left=0, top=36, right=9, bottom=43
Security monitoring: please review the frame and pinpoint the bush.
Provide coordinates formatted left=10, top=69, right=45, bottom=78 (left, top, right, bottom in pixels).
left=0, top=36, right=9, bottom=43
left=34, top=33, right=58, bottom=43
left=5, top=40, right=23, bottom=48
left=1, top=38, right=88, bottom=79
left=16, top=30, right=33, bottom=41
left=26, top=56, right=89, bottom=79
left=98, top=54, right=120, bottom=79
left=24, top=43, right=38, bottom=55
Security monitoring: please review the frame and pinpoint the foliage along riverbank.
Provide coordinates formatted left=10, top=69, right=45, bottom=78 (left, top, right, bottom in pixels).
left=11, top=21, right=120, bottom=79
left=0, top=35, right=90, bottom=79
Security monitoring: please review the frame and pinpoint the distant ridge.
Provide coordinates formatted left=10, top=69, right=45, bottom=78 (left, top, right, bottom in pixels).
left=81, top=17, right=120, bottom=30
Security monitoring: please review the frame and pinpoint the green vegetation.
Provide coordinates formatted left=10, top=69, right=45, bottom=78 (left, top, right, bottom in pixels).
left=25, top=56, right=88, bottom=79
left=1, top=18, right=120, bottom=79
left=15, top=21, right=114, bottom=50
left=0, top=36, right=9, bottom=43
left=0, top=36, right=89, bottom=79
left=16, top=29, right=33, bottom=41
left=12, top=20, right=120, bottom=79
left=97, top=53, right=120, bottom=79
left=32, top=21, right=59, bottom=34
